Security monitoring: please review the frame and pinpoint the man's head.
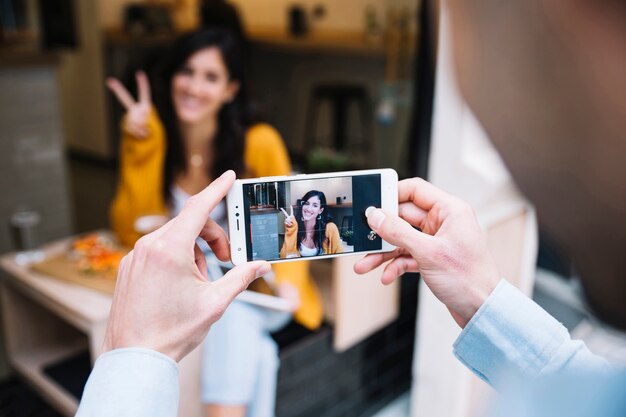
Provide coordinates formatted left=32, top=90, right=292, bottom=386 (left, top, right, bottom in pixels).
left=446, top=0, right=626, bottom=328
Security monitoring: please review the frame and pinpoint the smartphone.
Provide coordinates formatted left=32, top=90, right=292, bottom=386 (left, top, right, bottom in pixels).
left=227, top=168, right=398, bottom=265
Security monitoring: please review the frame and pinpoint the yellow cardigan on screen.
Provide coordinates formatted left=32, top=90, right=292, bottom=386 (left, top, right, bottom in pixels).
left=110, top=111, right=323, bottom=330
left=279, top=221, right=343, bottom=258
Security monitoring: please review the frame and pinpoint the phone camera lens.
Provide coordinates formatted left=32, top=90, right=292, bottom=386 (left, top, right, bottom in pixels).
left=235, top=213, right=240, bottom=217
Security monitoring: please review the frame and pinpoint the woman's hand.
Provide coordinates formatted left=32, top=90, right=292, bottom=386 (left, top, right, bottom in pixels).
left=354, top=178, right=500, bottom=328
left=106, top=71, right=153, bottom=139
left=280, top=206, right=296, bottom=227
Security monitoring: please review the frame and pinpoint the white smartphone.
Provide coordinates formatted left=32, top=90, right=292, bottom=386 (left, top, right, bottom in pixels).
left=227, top=168, right=398, bottom=265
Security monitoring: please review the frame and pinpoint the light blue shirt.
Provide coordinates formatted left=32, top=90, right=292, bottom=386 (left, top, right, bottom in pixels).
left=76, top=280, right=620, bottom=417
left=453, top=280, right=611, bottom=387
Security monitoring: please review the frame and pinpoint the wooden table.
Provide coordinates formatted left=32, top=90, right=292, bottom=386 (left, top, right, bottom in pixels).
left=0, top=237, right=203, bottom=417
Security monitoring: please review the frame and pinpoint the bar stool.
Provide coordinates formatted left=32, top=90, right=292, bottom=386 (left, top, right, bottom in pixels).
left=305, top=84, right=372, bottom=153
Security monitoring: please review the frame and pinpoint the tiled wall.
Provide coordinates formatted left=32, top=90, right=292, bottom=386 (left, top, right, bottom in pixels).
left=275, top=273, right=418, bottom=416
left=0, top=66, right=73, bottom=254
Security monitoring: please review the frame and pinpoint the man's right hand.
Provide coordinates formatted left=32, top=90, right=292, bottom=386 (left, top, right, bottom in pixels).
left=103, top=171, right=271, bottom=362
left=354, top=178, right=500, bottom=328
left=106, top=71, right=152, bottom=139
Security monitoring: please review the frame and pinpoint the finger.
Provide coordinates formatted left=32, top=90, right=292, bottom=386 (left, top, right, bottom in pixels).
left=398, top=202, right=428, bottom=229
left=136, top=71, right=151, bottom=105
left=290, top=206, right=294, bottom=217
left=280, top=208, right=289, bottom=217
left=198, top=218, right=230, bottom=262
left=381, top=256, right=420, bottom=285
left=398, top=178, right=456, bottom=211
left=213, top=261, right=271, bottom=302
left=106, top=78, right=135, bottom=110
left=366, top=208, right=434, bottom=252
left=194, top=243, right=209, bottom=281
left=353, top=248, right=406, bottom=274
left=163, top=170, right=236, bottom=246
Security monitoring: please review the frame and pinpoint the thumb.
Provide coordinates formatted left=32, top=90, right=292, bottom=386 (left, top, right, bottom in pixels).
left=213, top=261, right=271, bottom=302
left=367, top=208, right=433, bottom=252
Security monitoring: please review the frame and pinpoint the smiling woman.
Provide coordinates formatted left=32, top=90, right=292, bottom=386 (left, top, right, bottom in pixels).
left=279, top=190, right=344, bottom=258
left=106, top=29, right=323, bottom=417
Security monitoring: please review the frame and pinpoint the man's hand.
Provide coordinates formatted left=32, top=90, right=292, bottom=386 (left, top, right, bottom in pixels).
left=103, top=171, right=271, bottom=362
left=354, top=178, right=500, bottom=328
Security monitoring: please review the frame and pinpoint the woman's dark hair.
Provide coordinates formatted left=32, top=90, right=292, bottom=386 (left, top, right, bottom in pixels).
left=153, top=29, right=253, bottom=204
left=297, top=190, right=333, bottom=255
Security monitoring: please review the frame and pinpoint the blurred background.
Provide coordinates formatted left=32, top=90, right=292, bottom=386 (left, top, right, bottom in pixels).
left=1, top=1, right=623, bottom=417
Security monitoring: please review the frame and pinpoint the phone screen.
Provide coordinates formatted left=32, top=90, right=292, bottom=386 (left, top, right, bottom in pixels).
left=242, top=174, right=382, bottom=261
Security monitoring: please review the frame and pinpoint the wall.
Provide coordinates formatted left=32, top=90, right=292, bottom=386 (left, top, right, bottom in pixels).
left=58, top=0, right=110, bottom=158
left=0, top=64, right=74, bottom=378
left=0, top=66, right=73, bottom=256
left=288, top=177, right=352, bottom=206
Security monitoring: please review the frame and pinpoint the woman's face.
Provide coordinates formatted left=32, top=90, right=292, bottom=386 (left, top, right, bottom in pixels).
left=171, top=47, right=240, bottom=125
left=302, top=195, right=324, bottom=222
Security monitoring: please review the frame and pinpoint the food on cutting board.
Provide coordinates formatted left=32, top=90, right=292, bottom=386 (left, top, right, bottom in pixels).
left=70, top=234, right=124, bottom=276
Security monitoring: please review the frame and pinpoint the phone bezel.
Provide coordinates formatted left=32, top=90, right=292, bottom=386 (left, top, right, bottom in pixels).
left=227, top=168, right=398, bottom=265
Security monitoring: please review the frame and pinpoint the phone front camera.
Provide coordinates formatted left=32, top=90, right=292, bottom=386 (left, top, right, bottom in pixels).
left=235, top=213, right=240, bottom=217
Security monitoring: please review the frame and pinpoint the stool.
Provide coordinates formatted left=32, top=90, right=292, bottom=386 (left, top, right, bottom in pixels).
left=305, top=84, right=372, bottom=153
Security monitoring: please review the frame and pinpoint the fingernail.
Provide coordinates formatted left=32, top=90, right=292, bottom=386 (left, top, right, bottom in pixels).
left=256, top=263, right=271, bottom=278
left=220, top=170, right=235, bottom=180
left=365, top=206, right=376, bottom=217
left=368, top=209, right=385, bottom=230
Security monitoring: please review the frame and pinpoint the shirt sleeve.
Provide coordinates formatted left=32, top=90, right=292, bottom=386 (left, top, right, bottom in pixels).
left=76, top=348, right=180, bottom=417
left=453, top=279, right=611, bottom=388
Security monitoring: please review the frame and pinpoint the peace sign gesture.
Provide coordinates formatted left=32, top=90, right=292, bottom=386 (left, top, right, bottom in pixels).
left=280, top=206, right=296, bottom=227
left=106, top=71, right=152, bottom=139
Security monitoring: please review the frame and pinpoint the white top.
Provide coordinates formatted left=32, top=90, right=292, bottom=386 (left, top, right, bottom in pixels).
left=170, top=185, right=227, bottom=229
left=171, top=185, right=228, bottom=280
left=299, top=243, right=323, bottom=257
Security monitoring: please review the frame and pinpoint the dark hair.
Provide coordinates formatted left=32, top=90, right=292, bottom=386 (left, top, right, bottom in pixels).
left=200, top=0, right=246, bottom=42
left=153, top=29, right=252, bottom=205
left=297, top=190, right=333, bottom=255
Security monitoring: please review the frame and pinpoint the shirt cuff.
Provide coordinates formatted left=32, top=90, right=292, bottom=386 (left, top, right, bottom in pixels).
left=453, top=279, right=571, bottom=387
left=76, top=347, right=179, bottom=417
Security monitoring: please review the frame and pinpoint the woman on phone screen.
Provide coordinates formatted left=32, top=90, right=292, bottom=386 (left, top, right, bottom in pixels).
left=280, top=190, right=343, bottom=258
left=107, top=29, right=323, bottom=417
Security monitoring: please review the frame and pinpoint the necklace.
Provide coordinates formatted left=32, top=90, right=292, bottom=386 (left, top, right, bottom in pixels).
left=189, top=154, right=203, bottom=168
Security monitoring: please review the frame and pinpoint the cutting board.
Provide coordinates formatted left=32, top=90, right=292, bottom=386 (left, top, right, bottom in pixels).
left=31, top=253, right=121, bottom=295
left=31, top=252, right=276, bottom=297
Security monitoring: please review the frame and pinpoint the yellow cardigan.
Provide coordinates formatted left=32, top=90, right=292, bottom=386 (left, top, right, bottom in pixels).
left=110, top=111, right=323, bottom=330
left=279, top=221, right=343, bottom=258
